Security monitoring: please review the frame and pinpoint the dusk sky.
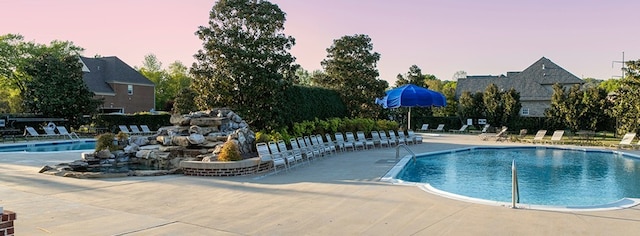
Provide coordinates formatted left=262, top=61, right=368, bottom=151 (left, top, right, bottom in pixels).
left=2, top=0, right=638, bottom=84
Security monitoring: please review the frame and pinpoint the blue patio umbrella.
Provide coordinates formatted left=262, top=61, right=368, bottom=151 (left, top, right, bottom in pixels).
left=375, top=84, right=447, bottom=130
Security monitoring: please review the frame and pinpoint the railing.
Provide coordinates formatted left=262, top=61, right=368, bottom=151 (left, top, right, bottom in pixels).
left=512, top=159, right=520, bottom=208
left=395, top=144, right=416, bottom=163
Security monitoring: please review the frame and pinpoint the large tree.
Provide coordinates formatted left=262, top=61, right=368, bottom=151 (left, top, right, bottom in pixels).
left=21, top=53, right=102, bottom=127
left=138, top=54, right=192, bottom=111
left=1, top=34, right=84, bottom=112
left=610, top=60, right=640, bottom=134
left=191, top=0, right=298, bottom=130
left=319, top=34, right=387, bottom=118
left=483, top=83, right=502, bottom=126
left=546, top=83, right=612, bottom=131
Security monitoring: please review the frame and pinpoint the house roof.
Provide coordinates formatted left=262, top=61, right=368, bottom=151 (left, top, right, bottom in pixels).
left=455, top=57, right=583, bottom=101
left=80, top=56, right=154, bottom=95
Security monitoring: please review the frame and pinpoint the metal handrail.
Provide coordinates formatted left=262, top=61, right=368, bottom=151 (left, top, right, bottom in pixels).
left=512, top=159, right=520, bottom=208
left=395, top=144, right=416, bottom=163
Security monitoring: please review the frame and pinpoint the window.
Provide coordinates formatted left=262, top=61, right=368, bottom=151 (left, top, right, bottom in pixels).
left=127, top=85, right=133, bottom=95
left=521, top=108, right=529, bottom=116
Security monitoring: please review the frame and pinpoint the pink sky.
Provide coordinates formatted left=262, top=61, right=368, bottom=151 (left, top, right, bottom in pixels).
left=2, top=0, right=638, bottom=83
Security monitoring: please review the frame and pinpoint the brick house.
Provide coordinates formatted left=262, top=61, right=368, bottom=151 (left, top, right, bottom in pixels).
left=455, top=57, right=584, bottom=117
left=79, top=56, right=155, bottom=113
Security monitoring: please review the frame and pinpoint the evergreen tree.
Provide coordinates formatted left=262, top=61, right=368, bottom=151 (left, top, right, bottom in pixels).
left=191, top=0, right=298, bottom=130
left=319, top=34, right=387, bottom=118
left=21, top=53, right=101, bottom=127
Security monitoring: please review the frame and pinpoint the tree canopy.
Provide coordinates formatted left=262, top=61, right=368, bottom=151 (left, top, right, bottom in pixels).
left=190, top=0, right=298, bottom=129
left=0, top=34, right=84, bottom=113
left=138, top=54, right=192, bottom=111
left=318, top=34, right=387, bottom=118
left=610, top=60, right=640, bottom=134
left=21, top=53, right=102, bottom=127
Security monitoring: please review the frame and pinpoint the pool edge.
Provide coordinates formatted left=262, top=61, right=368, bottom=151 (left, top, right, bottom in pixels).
left=380, top=145, right=640, bottom=212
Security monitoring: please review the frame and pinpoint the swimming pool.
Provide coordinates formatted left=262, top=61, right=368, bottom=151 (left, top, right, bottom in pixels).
left=388, top=146, right=640, bottom=209
left=0, top=140, right=96, bottom=152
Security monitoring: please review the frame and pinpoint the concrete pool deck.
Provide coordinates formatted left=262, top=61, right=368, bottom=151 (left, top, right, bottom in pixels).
left=1, top=134, right=640, bottom=235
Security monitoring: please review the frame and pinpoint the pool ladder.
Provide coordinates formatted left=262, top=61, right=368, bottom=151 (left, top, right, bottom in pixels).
left=395, top=144, right=416, bottom=163
left=512, top=160, right=520, bottom=208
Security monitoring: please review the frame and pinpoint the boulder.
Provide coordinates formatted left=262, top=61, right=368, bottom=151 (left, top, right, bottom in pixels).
left=124, top=143, right=139, bottom=153
left=96, top=149, right=114, bottom=159
left=170, top=114, right=191, bottom=126
left=187, top=133, right=205, bottom=145
left=190, top=117, right=224, bottom=127
left=171, top=136, right=191, bottom=147
left=157, top=135, right=172, bottom=146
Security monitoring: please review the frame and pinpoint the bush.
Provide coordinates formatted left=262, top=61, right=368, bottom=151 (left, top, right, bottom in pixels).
left=218, top=140, right=242, bottom=161
left=255, top=131, right=271, bottom=144
left=95, top=133, right=117, bottom=152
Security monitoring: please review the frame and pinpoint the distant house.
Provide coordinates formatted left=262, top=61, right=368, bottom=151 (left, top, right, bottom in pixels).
left=455, top=57, right=584, bottom=117
left=79, top=56, right=155, bottom=113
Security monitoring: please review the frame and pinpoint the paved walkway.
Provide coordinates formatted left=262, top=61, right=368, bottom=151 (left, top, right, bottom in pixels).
left=1, top=134, right=640, bottom=235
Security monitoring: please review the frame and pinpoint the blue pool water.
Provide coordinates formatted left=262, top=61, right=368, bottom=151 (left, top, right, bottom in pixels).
left=0, top=140, right=96, bottom=152
left=395, top=147, right=640, bottom=207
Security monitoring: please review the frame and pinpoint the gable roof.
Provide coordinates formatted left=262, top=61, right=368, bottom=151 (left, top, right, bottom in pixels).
left=455, top=57, right=583, bottom=101
left=80, top=56, right=154, bottom=95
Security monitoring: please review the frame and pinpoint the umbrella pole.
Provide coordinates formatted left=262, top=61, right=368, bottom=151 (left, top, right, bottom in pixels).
left=408, top=107, right=411, bottom=131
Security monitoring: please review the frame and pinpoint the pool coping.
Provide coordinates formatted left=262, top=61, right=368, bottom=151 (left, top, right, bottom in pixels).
left=381, top=145, right=640, bottom=212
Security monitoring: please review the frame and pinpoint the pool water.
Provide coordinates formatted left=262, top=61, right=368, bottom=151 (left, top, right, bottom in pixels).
left=396, top=147, right=640, bottom=207
left=0, top=141, right=96, bottom=152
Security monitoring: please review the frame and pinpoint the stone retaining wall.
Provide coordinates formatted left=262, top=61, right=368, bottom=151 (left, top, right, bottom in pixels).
left=1, top=210, right=16, bottom=236
left=180, top=158, right=272, bottom=176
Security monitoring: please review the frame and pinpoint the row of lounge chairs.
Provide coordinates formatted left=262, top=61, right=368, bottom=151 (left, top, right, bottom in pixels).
left=255, top=130, right=424, bottom=174
left=118, top=125, right=156, bottom=136
left=24, top=125, right=80, bottom=140
left=420, top=123, right=491, bottom=134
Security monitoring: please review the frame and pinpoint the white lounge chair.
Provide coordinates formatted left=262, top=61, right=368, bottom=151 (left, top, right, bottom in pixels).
left=325, top=133, right=343, bottom=152
left=140, top=125, right=156, bottom=135
left=272, top=140, right=296, bottom=167
left=335, top=132, right=354, bottom=151
left=118, top=125, right=132, bottom=135
left=256, top=142, right=287, bottom=173
left=24, top=126, right=48, bottom=139
left=388, top=130, right=405, bottom=145
left=419, top=124, right=429, bottom=132
left=316, top=134, right=336, bottom=155
left=449, top=125, right=469, bottom=134
left=42, top=126, right=61, bottom=138
left=431, top=124, right=445, bottom=132
left=397, top=130, right=414, bottom=145
left=611, top=133, right=636, bottom=149
left=523, top=130, right=547, bottom=144
left=407, top=130, right=422, bottom=144
left=290, top=137, right=312, bottom=163
left=56, top=126, right=80, bottom=140
left=371, top=131, right=387, bottom=148
left=356, top=131, right=375, bottom=149
left=544, top=130, right=565, bottom=145
left=481, top=126, right=509, bottom=141
left=346, top=132, right=364, bottom=151
left=380, top=130, right=396, bottom=146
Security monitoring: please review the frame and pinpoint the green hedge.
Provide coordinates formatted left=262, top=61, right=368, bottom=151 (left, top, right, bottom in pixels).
left=290, top=117, right=399, bottom=137
left=282, top=85, right=347, bottom=126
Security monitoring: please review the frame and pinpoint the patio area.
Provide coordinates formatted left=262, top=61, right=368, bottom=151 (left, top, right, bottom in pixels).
left=1, top=134, right=640, bottom=235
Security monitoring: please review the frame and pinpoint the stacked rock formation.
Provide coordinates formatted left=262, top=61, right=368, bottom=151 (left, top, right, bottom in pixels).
left=40, top=108, right=256, bottom=178
left=145, top=108, right=256, bottom=164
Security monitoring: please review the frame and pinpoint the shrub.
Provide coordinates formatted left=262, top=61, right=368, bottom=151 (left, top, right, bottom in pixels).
left=255, top=131, right=271, bottom=144
left=218, top=140, right=242, bottom=161
left=95, top=133, right=117, bottom=152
